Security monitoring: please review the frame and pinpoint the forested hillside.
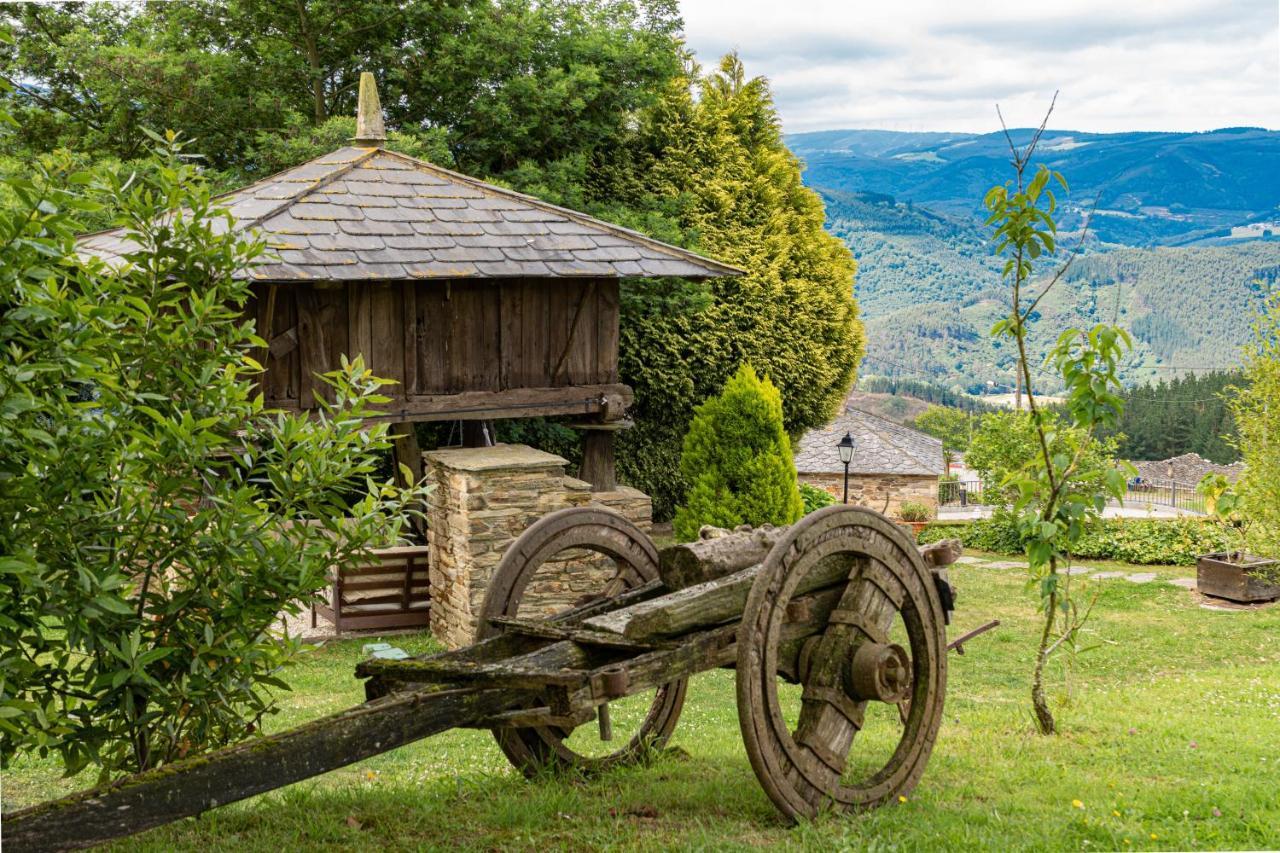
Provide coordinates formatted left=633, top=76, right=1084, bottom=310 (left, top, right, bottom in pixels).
left=819, top=187, right=1280, bottom=394
left=791, top=127, right=1280, bottom=246
left=1101, top=371, right=1243, bottom=464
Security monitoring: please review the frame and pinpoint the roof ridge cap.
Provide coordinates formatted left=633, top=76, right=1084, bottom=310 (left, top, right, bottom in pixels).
left=239, top=147, right=381, bottom=233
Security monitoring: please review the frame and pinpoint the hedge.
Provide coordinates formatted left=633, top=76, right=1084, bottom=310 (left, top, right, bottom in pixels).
left=918, top=513, right=1234, bottom=566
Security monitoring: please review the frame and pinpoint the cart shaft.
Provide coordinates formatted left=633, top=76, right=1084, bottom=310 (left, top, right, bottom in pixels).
left=3, top=684, right=532, bottom=853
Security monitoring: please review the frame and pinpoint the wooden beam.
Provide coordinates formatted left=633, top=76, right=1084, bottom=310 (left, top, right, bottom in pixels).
left=354, top=384, right=633, bottom=424
left=577, top=430, right=616, bottom=491
left=2, top=685, right=534, bottom=853
left=658, top=525, right=788, bottom=590
left=582, top=555, right=859, bottom=641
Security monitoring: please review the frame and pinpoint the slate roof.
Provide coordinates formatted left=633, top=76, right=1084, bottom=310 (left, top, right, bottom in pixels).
left=78, top=146, right=742, bottom=282
left=794, top=406, right=944, bottom=477
left=1131, top=453, right=1245, bottom=485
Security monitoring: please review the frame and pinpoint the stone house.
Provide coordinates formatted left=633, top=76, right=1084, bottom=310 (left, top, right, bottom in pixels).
left=793, top=407, right=944, bottom=517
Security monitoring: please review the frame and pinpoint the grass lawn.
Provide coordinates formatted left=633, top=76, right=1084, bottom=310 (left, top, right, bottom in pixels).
left=5, top=554, right=1279, bottom=851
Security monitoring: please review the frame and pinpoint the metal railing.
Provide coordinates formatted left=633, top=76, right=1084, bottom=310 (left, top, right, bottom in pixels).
left=940, top=476, right=1206, bottom=514
left=938, top=479, right=985, bottom=507
left=1122, top=478, right=1206, bottom=514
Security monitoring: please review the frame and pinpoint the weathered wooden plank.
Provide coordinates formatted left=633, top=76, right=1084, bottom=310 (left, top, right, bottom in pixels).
left=414, top=284, right=448, bottom=394
left=596, top=278, right=620, bottom=384
left=347, top=281, right=373, bottom=369
left=402, top=282, right=418, bottom=395
left=583, top=554, right=858, bottom=641
left=2, top=685, right=532, bottom=853
left=370, top=282, right=404, bottom=398
left=269, top=289, right=299, bottom=404
left=552, top=280, right=595, bottom=385
left=919, top=538, right=962, bottom=568
left=268, top=326, right=298, bottom=359
left=446, top=282, right=500, bottom=393
left=659, top=528, right=961, bottom=592
left=383, top=383, right=632, bottom=423
left=296, top=287, right=327, bottom=408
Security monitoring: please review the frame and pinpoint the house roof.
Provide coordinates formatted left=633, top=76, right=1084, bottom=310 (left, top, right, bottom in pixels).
left=1131, top=452, right=1245, bottom=485
left=794, top=406, right=944, bottom=477
left=77, top=150, right=743, bottom=283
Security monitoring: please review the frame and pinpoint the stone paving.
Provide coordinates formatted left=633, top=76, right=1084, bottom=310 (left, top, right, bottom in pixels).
left=964, top=557, right=1187, bottom=588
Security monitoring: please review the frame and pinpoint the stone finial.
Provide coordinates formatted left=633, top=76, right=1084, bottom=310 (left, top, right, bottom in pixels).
left=352, top=71, right=386, bottom=146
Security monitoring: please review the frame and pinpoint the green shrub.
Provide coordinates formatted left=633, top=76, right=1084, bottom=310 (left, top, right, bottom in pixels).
left=800, top=483, right=837, bottom=515
left=918, top=515, right=1233, bottom=565
left=899, top=502, right=932, bottom=522
left=0, top=134, right=423, bottom=778
left=673, top=365, right=804, bottom=541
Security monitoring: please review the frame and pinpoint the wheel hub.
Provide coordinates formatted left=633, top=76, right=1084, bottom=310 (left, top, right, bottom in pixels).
left=847, top=642, right=912, bottom=704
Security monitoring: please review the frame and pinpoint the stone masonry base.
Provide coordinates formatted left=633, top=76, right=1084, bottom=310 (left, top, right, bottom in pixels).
left=425, top=443, right=651, bottom=649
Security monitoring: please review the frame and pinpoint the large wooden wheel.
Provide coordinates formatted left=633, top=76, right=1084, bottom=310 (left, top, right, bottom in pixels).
left=478, top=507, right=687, bottom=775
left=736, top=505, right=947, bottom=820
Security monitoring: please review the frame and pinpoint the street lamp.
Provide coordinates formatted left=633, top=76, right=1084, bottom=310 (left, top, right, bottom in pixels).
left=836, top=431, right=855, bottom=504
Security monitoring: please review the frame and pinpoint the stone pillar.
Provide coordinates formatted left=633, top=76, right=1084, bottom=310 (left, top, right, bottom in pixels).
left=424, top=443, right=651, bottom=649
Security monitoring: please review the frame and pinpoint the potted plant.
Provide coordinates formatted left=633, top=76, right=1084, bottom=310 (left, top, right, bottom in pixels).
left=898, top=501, right=933, bottom=538
left=1195, top=474, right=1280, bottom=603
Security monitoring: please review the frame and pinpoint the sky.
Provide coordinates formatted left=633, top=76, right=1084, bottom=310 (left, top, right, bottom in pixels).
left=680, top=0, right=1280, bottom=134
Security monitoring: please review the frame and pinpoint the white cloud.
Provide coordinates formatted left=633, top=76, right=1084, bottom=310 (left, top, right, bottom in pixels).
left=679, top=0, right=1280, bottom=133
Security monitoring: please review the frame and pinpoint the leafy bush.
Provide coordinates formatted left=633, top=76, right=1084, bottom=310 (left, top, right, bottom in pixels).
left=0, top=131, right=422, bottom=779
left=1231, top=291, right=1280, bottom=558
left=673, top=365, right=804, bottom=541
left=800, top=482, right=837, bottom=515
left=965, top=409, right=1122, bottom=505
left=918, top=515, right=1233, bottom=566
left=898, top=502, right=932, bottom=522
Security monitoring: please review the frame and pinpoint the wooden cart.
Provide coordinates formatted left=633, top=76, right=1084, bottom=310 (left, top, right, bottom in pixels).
left=6, top=505, right=977, bottom=851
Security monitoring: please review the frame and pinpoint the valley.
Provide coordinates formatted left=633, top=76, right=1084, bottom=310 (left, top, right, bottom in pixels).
left=792, top=129, right=1280, bottom=395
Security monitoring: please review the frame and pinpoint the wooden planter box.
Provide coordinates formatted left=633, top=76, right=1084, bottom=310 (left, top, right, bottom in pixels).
left=1196, top=552, right=1280, bottom=603
left=312, top=545, right=432, bottom=632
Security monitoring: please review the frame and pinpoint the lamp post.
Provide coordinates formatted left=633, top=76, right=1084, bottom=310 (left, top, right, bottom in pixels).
left=837, top=431, right=855, bottom=504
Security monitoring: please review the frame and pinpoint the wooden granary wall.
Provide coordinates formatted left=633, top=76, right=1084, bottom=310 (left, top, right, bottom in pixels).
left=248, top=277, right=622, bottom=421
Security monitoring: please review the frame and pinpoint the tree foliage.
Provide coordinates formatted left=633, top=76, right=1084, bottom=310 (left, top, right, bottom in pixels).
left=673, top=365, right=803, bottom=541
left=0, top=124, right=422, bottom=778
left=981, top=108, right=1133, bottom=735
left=1101, top=370, right=1242, bottom=463
left=2, top=5, right=863, bottom=521
left=966, top=410, right=1120, bottom=503
left=618, top=55, right=863, bottom=515
left=911, top=404, right=980, bottom=453
left=1231, top=291, right=1280, bottom=556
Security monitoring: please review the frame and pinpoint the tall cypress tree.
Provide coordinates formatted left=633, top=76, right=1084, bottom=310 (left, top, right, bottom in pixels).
left=618, top=54, right=864, bottom=516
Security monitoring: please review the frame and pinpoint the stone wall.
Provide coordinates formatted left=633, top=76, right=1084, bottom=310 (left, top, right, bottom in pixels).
left=799, top=472, right=939, bottom=518
left=425, top=443, right=651, bottom=649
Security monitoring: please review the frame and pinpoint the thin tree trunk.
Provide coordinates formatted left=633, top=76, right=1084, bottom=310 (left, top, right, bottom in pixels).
left=1031, top=556, right=1058, bottom=734
left=294, top=0, right=327, bottom=123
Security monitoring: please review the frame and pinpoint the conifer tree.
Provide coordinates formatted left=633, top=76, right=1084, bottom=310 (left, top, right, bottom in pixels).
left=618, top=54, right=863, bottom=516
left=673, top=364, right=804, bottom=541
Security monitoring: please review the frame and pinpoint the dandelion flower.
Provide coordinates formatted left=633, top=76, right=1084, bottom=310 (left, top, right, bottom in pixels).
left=1073, top=800, right=1085, bottom=810
left=898, top=795, right=908, bottom=803
left=1113, top=810, right=1121, bottom=817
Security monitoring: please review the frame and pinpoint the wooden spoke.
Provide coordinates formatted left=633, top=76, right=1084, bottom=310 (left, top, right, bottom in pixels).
left=477, top=508, right=687, bottom=775
left=736, top=506, right=948, bottom=821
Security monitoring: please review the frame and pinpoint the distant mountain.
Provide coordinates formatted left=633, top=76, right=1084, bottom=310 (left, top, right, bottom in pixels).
left=814, top=186, right=1280, bottom=394
left=790, top=127, right=1280, bottom=247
